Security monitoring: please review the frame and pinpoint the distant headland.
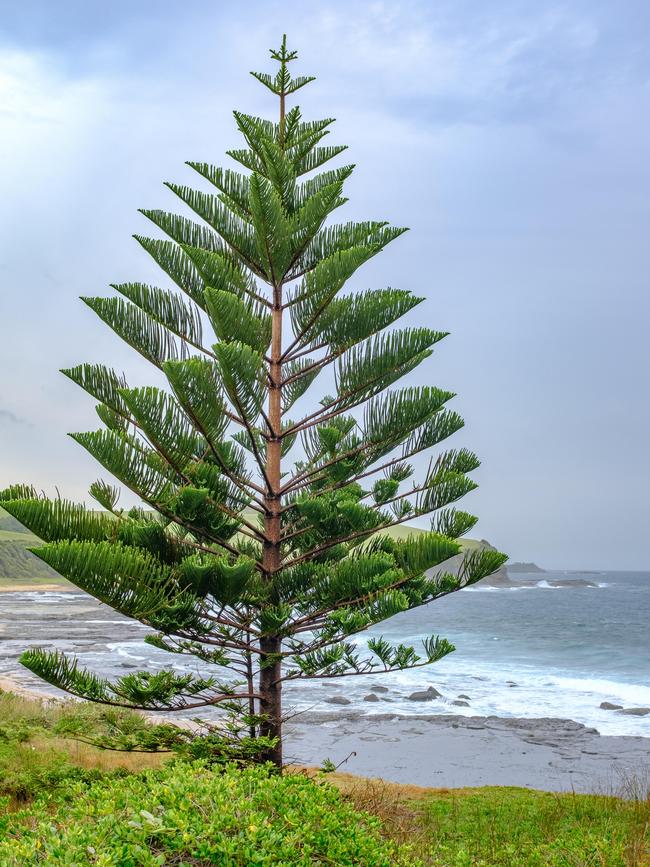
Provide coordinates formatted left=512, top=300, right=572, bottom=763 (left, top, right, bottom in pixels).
left=507, top=562, right=546, bottom=573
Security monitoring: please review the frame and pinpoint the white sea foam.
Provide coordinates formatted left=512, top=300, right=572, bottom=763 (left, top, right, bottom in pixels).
left=286, top=656, right=650, bottom=737
left=84, top=619, right=148, bottom=626
left=14, top=591, right=87, bottom=600
left=106, top=642, right=147, bottom=662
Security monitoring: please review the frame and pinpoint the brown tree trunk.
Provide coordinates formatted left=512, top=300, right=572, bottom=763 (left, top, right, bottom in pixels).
left=260, top=286, right=283, bottom=767
left=259, top=83, right=287, bottom=769
left=258, top=636, right=283, bottom=767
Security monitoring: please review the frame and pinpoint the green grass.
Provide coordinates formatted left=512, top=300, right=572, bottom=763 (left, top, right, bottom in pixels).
left=0, top=538, right=68, bottom=587
left=0, top=691, right=646, bottom=865
left=417, top=786, right=649, bottom=866
left=0, top=529, right=38, bottom=543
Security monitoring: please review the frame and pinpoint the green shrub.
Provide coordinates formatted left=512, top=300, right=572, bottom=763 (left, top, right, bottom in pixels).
left=0, top=762, right=411, bottom=865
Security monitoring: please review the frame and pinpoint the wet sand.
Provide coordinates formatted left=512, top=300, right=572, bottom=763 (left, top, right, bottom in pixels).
left=285, top=711, right=650, bottom=795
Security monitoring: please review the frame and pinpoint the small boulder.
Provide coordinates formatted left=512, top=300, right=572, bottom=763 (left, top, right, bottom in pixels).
left=600, top=702, right=623, bottom=710
left=618, top=707, right=650, bottom=716
left=506, top=682, right=518, bottom=687
left=370, top=685, right=390, bottom=693
left=325, top=696, right=351, bottom=705
left=457, top=694, right=471, bottom=700
left=452, top=700, right=470, bottom=707
left=363, top=693, right=380, bottom=702
left=407, top=686, right=442, bottom=702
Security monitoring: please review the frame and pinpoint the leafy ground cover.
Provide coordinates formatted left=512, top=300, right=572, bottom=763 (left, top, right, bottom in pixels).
left=0, top=691, right=647, bottom=865
left=0, top=763, right=406, bottom=866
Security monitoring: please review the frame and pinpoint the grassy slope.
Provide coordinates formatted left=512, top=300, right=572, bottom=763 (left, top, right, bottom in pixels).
left=0, top=692, right=646, bottom=865
left=0, top=511, right=68, bottom=587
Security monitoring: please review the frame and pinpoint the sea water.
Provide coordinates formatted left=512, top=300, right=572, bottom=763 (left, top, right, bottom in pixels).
left=1, top=571, right=648, bottom=736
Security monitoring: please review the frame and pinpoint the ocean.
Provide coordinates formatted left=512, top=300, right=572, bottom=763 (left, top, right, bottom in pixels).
left=1, top=570, right=648, bottom=737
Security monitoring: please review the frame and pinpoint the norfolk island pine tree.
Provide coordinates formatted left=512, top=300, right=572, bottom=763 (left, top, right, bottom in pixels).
left=0, top=38, right=506, bottom=769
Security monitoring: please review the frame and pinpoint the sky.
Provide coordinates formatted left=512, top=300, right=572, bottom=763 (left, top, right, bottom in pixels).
left=1, top=0, right=649, bottom=570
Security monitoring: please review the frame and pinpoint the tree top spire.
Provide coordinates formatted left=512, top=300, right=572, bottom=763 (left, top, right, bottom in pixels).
left=250, top=35, right=315, bottom=98
left=270, top=34, right=298, bottom=65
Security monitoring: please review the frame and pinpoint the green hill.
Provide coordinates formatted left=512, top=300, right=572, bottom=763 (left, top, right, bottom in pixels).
left=0, top=507, right=65, bottom=587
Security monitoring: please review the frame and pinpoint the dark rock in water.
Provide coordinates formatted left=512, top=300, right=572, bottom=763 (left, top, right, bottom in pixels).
left=370, top=685, right=389, bottom=693
left=452, top=700, right=470, bottom=707
left=457, top=694, right=471, bottom=700
left=618, top=707, right=650, bottom=716
left=407, top=686, right=442, bottom=702
left=506, top=682, right=518, bottom=687
left=600, top=702, right=623, bottom=710
left=363, top=693, right=380, bottom=702
left=325, top=696, right=351, bottom=705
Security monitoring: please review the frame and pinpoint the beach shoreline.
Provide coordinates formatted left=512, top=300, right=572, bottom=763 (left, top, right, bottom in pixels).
left=1, top=673, right=647, bottom=795
left=0, top=582, right=74, bottom=593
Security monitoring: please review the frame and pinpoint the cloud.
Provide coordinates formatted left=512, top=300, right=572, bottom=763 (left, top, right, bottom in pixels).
left=0, top=409, right=31, bottom=427
left=0, top=0, right=649, bottom=568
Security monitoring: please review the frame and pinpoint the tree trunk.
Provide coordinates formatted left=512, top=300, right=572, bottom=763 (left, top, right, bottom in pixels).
left=260, top=282, right=283, bottom=767
left=259, top=84, right=287, bottom=769
left=258, top=636, right=283, bottom=767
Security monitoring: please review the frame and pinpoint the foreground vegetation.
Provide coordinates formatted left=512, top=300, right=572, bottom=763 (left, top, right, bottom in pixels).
left=1, top=764, right=408, bottom=866
left=0, top=691, right=647, bottom=865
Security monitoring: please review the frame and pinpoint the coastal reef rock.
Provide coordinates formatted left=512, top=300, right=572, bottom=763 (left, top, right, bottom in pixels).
left=363, top=693, right=380, bottom=702
left=325, top=696, right=351, bottom=705
left=452, top=700, right=470, bottom=707
left=618, top=707, right=650, bottom=716
left=600, top=702, right=623, bottom=710
left=408, top=686, right=442, bottom=702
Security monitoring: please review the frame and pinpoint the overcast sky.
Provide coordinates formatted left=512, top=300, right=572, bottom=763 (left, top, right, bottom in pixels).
left=1, top=0, right=649, bottom=569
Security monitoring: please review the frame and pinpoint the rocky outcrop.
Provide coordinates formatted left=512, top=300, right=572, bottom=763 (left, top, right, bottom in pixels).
left=407, top=686, right=442, bottom=702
